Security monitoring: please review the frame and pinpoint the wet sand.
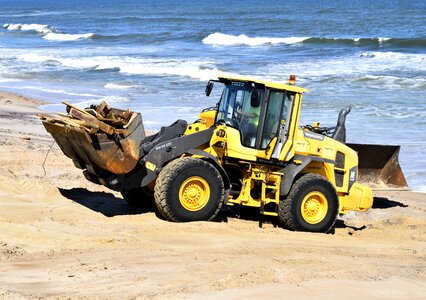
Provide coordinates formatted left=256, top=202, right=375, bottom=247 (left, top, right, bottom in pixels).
left=0, top=92, right=425, bottom=299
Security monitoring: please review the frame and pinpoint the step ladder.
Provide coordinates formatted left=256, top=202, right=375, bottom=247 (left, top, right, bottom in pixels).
left=257, top=172, right=281, bottom=228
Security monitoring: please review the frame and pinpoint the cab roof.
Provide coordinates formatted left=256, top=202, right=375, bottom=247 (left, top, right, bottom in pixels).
left=218, top=76, right=308, bottom=93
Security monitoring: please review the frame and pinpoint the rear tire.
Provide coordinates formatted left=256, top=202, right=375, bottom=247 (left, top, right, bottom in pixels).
left=154, top=157, right=225, bottom=222
left=278, top=173, right=338, bottom=233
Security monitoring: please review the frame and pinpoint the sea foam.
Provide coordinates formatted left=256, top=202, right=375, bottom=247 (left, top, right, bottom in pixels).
left=202, top=32, right=309, bottom=46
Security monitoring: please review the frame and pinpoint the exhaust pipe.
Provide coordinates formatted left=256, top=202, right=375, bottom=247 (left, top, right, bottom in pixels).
left=347, top=143, right=409, bottom=190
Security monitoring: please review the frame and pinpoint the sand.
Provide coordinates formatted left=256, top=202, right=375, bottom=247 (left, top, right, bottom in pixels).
left=0, top=92, right=425, bottom=299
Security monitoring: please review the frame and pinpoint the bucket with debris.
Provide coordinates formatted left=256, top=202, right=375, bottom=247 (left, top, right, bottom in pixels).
left=39, top=101, right=146, bottom=176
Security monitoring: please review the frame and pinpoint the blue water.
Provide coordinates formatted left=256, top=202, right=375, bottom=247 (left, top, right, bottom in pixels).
left=0, top=0, right=425, bottom=191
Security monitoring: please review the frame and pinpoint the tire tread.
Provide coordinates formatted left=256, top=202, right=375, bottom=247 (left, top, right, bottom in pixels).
left=154, top=157, right=225, bottom=222
left=278, top=173, right=338, bottom=233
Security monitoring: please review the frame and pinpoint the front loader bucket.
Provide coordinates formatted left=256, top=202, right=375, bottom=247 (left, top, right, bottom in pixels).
left=39, top=102, right=145, bottom=176
left=42, top=115, right=144, bottom=175
left=347, top=143, right=409, bottom=190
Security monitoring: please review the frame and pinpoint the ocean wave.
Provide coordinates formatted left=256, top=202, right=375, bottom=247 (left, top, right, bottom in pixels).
left=20, top=86, right=98, bottom=97
left=359, top=51, right=426, bottom=60
left=307, top=37, right=392, bottom=45
left=17, top=53, right=242, bottom=81
left=262, top=50, right=426, bottom=83
left=43, top=32, right=95, bottom=41
left=307, top=37, right=426, bottom=47
left=0, top=78, right=22, bottom=83
left=202, top=32, right=309, bottom=46
left=104, top=83, right=134, bottom=90
left=20, top=53, right=103, bottom=68
left=3, top=22, right=94, bottom=42
left=356, top=75, right=426, bottom=89
left=3, top=23, right=53, bottom=34
left=202, top=33, right=426, bottom=48
left=117, top=59, right=241, bottom=81
left=73, top=96, right=131, bottom=108
left=201, top=33, right=393, bottom=47
left=19, top=53, right=53, bottom=63
left=4, top=11, right=71, bottom=18
left=15, top=47, right=426, bottom=86
left=90, top=33, right=147, bottom=40
left=358, top=51, right=426, bottom=73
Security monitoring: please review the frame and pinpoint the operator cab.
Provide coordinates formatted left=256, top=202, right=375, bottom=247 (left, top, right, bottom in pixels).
left=209, top=78, right=295, bottom=151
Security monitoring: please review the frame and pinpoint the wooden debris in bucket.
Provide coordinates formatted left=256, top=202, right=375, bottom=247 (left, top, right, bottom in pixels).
left=37, top=101, right=136, bottom=135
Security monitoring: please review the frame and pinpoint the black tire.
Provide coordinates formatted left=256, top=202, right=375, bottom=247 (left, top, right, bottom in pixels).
left=121, top=187, right=155, bottom=211
left=154, top=157, right=225, bottom=222
left=278, top=173, right=338, bottom=233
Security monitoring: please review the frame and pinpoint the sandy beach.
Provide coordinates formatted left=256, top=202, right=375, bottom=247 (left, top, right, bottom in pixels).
left=0, top=92, right=425, bottom=299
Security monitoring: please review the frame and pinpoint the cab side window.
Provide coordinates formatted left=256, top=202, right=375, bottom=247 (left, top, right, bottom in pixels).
left=239, top=89, right=263, bottom=148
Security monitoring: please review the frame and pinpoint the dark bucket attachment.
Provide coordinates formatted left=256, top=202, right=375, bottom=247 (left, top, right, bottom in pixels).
left=347, top=143, right=409, bottom=190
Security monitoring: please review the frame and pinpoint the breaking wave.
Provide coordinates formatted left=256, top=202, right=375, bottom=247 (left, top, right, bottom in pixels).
left=3, top=23, right=94, bottom=41
left=43, top=32, right=95, bottom=41
left=104, top=83, right=134, bottom=90
left=202, top=33, right=426, bottom=48
left=309, top=37, right=392, bottom=45
left=18, top=53, right=241, bottom=81
left=202, top=32, right=309, bottom=46
left=3, top=23, right=53, bottom=34
left=19, top=53, right=53, bottom=63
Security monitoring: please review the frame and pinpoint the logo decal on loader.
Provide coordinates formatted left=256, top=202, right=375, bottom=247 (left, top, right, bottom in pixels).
left=303, top=131, right=325, bottom=141
left=348, top=166, right=357, bottom=190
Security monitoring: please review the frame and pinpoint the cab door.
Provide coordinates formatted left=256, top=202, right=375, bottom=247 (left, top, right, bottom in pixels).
left=257, top=90, right=296, bottom=161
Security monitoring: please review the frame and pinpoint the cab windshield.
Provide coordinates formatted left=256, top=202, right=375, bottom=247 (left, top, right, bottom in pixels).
left=215, top=82, right=294, bottom=149
left=216, top=83, right=265, bottom=147
left=217, top=84, right=264, bottom=123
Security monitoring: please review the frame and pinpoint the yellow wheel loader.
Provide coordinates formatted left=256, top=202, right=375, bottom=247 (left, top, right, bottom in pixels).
left=39, top=76, right=408, bottom=233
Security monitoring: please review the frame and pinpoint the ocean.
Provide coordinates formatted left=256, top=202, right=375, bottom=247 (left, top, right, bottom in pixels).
left=0, top=0, right=425, bottom=191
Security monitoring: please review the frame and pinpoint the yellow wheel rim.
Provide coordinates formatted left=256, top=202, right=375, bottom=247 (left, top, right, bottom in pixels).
left=301, top=191, right=328, bottom=224
left=179, top=176, right=210, bottom=211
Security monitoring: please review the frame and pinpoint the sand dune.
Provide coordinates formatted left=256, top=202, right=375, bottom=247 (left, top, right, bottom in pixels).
left=0, top=92, right=425, bottom=299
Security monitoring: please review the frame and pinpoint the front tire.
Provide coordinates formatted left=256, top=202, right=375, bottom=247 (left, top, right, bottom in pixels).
left=278, top=173, right=338, bottom=233
left=154, top=157, right=225, bottom=222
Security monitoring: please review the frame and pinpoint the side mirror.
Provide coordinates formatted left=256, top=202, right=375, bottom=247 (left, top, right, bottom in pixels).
left=205, top=81, right=214, bottom=96
left=250, top=90, right=260, bottom=107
